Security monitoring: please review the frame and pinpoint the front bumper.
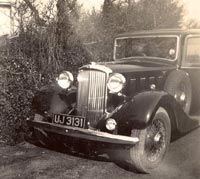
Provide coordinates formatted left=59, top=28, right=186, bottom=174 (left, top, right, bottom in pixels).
left=27, top=119, right=139, bottom=145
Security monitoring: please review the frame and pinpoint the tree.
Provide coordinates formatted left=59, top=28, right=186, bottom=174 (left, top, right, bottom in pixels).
left=99, top=0, right=117, bottom=61
left=55, top=0, right=90, bottom=71
left=185, top=18, right=200, bottom=29
left=56, top=0, right=74, bottom=46
left=102, top=0, right=115, bottom=29
left=23, top=0, right=46, bottom=26
left=137, top=0, right=184, bottom=29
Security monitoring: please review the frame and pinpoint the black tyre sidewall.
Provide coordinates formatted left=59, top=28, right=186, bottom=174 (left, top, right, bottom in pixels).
left=129, top=107, right=171, bottom=173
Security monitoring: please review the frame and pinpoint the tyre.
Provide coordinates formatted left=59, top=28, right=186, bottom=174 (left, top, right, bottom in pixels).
left=127, top=107, right=171, bottom=173
left=164, top=70, right=192, bottom=114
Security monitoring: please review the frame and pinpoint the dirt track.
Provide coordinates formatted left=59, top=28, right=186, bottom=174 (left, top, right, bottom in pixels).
left=0, top=128, right=200, bottom=179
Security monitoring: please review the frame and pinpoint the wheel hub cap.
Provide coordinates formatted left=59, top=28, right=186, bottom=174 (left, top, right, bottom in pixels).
left=180, top=92, right=186, bottom=102
left=145, top=119, right=166, bottom=162
left=154, top=133, right=161, bottom=142
left=174, top=82, right=188, bottom=110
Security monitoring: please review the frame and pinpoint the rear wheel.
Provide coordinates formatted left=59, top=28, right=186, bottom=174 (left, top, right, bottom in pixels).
left=127, top=107, right=171, bottom=173
left=164, top=70, right=192, bottom=114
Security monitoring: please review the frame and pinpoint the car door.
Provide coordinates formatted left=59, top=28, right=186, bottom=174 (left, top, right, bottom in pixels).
left=181, top=35, right=200, bottom=115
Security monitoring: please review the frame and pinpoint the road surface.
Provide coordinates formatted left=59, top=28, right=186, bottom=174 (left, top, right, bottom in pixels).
left=0, top=128, right=200, bottom=179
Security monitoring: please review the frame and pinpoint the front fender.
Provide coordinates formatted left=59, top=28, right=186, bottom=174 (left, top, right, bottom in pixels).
left=32, top=84, right=77, bottom=116
left=111, top=91, right=176, bottom=134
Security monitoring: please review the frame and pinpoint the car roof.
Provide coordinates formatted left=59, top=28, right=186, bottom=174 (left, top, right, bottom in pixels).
left=116, top=29, right=200, bottom=38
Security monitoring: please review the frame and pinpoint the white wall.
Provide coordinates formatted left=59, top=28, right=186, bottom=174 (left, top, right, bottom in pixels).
left=0, top=6, right=11, bottom=36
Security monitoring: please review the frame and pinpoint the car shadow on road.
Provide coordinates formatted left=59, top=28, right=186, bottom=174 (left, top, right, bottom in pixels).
left=26, top=135, right=112, bottom=163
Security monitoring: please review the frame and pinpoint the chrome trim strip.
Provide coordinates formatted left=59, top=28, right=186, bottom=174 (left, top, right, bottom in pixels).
left=181, top=67, right=200, bottom=69
left=80, top=63, right=112, bottom=74
left=130, top=78, right=137, bottom=92
left=140, top=77, right=146, bottom=89
left=149, top=76, right=155, bottom=83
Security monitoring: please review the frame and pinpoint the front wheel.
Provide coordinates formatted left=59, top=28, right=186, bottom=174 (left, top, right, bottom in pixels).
left=127, top=107, right=171, bottom=173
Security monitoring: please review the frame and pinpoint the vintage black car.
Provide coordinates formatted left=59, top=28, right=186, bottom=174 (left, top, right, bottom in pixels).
left=27, top=29, right=200, bottom=173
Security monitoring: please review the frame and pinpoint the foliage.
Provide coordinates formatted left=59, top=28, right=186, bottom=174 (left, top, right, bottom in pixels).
left=0, top=0, right=90, bottom=144
left=137, top=0, right=184, bottom=29
left=185, top=18, right=200, bottom=29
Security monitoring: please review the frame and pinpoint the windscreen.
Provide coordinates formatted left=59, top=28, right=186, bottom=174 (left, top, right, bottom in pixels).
left=114, top=36, right=178, bottom=61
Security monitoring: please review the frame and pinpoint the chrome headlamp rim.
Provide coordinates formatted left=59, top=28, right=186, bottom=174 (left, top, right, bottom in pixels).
left=106, top=118, right=117, bottom=131
left=57, top=71, right=74, bottom=89
left=107, top=73, right=126, bottom=93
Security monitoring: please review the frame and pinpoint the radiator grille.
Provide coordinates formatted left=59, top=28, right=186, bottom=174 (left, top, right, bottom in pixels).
left=77, top=70, right=107, bottom=127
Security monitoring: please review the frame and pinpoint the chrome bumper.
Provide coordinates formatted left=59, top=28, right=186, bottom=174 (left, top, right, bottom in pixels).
left=27, top=119, right=139, bottom=145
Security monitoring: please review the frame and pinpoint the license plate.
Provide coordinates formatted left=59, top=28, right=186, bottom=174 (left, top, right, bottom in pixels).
left=53, top=114, right=85, bottom=128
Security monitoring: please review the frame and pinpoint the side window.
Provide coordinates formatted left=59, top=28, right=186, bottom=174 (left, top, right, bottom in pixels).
left=184, top=37, right=200, bottom=66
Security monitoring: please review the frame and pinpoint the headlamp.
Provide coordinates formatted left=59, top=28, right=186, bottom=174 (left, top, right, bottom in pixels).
left=107, top=73, right=126, bottom=93
left=106, top=118, right=117, bottom=131
left=57, top=71, right=74, bottom=89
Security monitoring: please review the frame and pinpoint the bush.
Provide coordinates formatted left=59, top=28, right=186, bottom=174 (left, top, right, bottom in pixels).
left=0, top=46, right=52, bottom=144
left=0, top=26, right=90, bottom=144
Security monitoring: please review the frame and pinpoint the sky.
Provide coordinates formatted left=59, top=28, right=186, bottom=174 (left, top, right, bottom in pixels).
left=78, top=0, right=102, bottom=11
left=183, top=0, right=200, bottom=20
left=1, top=0, right=200, bottom=35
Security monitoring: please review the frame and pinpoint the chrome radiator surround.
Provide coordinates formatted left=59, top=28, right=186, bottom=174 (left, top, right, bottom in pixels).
left=77, top=64, right=112, bottom=127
